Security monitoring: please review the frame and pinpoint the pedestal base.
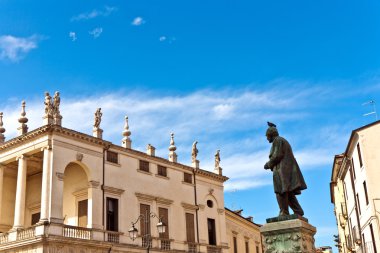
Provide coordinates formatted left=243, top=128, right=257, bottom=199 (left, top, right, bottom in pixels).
left=260, top=215, right=316, bottom=253
left=93, top=128, right=103, bottom=139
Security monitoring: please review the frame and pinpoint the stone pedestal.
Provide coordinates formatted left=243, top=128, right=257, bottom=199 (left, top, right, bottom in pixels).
left=43, top=115, right=54, bottom=125
left=192, top=160, right=200, bottom=169
left=260, top=215, right=316, bottom=253
left=93, top=128, right=103, bottom=139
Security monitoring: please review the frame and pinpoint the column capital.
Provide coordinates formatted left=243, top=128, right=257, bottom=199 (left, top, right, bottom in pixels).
left=16, top=154, right=29, bottom=161
left=41, top=144, right=52, bottom=151
left=88, top=180, right=100, bottom=188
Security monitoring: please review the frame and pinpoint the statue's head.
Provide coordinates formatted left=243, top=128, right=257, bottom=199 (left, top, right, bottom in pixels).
left=266, top=122, right=278, bottom=143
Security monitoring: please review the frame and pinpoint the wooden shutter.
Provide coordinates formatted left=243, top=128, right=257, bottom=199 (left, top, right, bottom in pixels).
left=159, top=207, right=169, bottom=239
left=140, top=204, right=151, bottom=236
left=78, top=199, right=88, bottom=227
left=185, top=213, right=195, bottom=242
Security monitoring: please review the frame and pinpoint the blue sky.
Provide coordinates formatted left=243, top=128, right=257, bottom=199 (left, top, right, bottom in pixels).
left=1, top=0, right=380, bottom=251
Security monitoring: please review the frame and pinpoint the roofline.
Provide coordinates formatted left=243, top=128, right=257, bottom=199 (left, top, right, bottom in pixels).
left=0, top=124, right=228, bottom=182
left=344, top=120, right=380, bottom=155
left=225, top=207, right=262, bottom=227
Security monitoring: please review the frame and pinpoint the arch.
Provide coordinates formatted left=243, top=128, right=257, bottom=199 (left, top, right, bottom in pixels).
left=202, top=193, right=220, bottom=209
left=62, top=162, right=89, bottom=227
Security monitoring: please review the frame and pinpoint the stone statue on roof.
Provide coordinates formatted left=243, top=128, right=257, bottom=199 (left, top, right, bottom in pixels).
left=215, top=149, right=221, bottom=168
left=53, top=91, right=61, bottom=117
left=94, top=108, right=102, bottom=128
left=191, top=141, right=198, bottom=163
left=44, top=92, right=53, bottom=117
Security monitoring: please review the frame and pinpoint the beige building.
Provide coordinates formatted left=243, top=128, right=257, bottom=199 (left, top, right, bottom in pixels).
left=331, top=121, right=380, bottom=253
left=0, top=95, right=262, bottom=253
left=225, top=208, right=262, bottom=253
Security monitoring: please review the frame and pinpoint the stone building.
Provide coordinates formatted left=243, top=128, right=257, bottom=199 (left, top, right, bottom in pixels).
left=0, top=93, right=262, bottom=253
left=225, top=208, right=262, bottom=253
left=330, top=120, right=380, bottom=253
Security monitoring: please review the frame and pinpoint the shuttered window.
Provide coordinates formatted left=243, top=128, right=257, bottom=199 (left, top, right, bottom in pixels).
left=158, top=165, right=167, bottom=177
left=233, top=237, right=237, bottom=253
left=140, top=160, right=150, bottom=172
left=245, top=241, right=249, bottom=253
left=357, top=143, right=363, bottom=168
left=159, top=207, right=169, bottom=239
left=184, top=172, right=193, bottom=184
left=186, top=213, right=195, bottom=242
left=107, top=151, right=118, bottom=164
left=78, top=199, right=88, bottom=227
left=140, top=204, right=151, bottom=236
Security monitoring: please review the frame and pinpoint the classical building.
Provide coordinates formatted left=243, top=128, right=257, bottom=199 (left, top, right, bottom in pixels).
left=0, top=94, right=262, bottom=253
left=225, top=208, right=262, bottom=253
left=330, top=120, right=380, bottom=253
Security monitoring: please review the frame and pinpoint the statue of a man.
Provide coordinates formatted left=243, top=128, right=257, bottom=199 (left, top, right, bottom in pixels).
left=94, top=108, right=102, bottom=128
left=264, top=122, right=307, bottom=217
left=215, top=150, right=221, bottom=168
left=53, top=91, right=60, bottom=116
left=191, top=141, right=198, bottom=163
left=44, top=92, right=53, bottom=116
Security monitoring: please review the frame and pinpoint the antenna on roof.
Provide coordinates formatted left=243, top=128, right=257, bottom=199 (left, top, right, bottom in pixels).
left=362, top=100, right=378, bottom=121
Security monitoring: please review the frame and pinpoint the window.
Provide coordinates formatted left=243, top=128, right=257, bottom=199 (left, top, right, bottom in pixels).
left=256, top=246, right=259, bottom=253
left=159, top=207, right=169, bottom=239
left=106, top=198, right=118, bottom=231
left=184, top=172, right=193, bottom=184
left=139, top=160, right=150, bottom=172
left=363, top=181, right=369, bottom=205
left=78, top=199, right=88, bottom=227
left=351, top=159, right=356, bottom=179
left=207, top=200, right=214, bottom=208
left=233, top=237, right=238, bottom=253
left=356, top=193, right=361, bottom=215
left=245, top=241, right=249, bottom=253
left=140, top=204, right=151, bottom=235
left=186, top=213, right=195, bottom=243
left=107, top=151, right=118, bottom=164
left=157, top=165, right=167, bottom=177
left=357, top=143, right=363, bottom=168
left=207, top=218, right=216, bottom=245
left=31, top=212, right=40, bottom=225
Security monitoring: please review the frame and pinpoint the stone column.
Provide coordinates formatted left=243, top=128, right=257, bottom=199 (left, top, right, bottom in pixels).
left=13, top=155, right=28, bottom=229
left=0, top=165, right=4, bottom=222
left=39, top=146, right=52, bottom=223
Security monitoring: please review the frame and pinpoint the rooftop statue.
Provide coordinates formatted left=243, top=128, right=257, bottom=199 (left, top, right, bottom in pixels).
left=44, top=92, right=53, bottom=117
left=94, top=108, right=102, bottom=128
left=215, top=149, right=221, bottom=168
left=264, top=122, right=307, bottom=217
left=53, top=91, right=61, bottom=117
left=191, top=141, right=198, bottom=163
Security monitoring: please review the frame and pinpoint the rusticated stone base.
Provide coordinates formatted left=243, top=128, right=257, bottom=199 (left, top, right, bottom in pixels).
left=260, top=215, right=317, bottom=253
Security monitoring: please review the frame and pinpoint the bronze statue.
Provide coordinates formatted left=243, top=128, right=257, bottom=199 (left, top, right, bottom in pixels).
left=264, top=122, right=307, bottom=217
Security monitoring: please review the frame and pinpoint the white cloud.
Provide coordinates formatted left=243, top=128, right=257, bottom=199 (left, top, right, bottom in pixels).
left=89, top=28, right=103, bottom=39
left=132, top=17, right=145, bottom=26
left=159, top=36, right=167, bottom=42
left=159, top=36, right=176, bottom=43
left=0, top=86, right=343, bottom=192
left=69, top=32, right=77, bottom=41
left=71, top=6, right=117, bottom=21
left=0, top=35, right=41, bottom=62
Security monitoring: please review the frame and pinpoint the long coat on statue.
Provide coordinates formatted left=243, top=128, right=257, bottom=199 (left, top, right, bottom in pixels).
left=267, top=136, right=307, bottom=195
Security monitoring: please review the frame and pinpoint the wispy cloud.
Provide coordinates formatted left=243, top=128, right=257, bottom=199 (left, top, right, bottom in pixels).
left=0, top=34, right=43, bottom=62
left=89, top=27, right=103, bottom=39
left=71, top=6, right=117, bottom=21
left=159, top=36, right=176, bottom=43
left=0, top=85, right=351, bottom=191
left=69, top=32, right=77, bottom=41
left=132, top=17, right=145, bottom=26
